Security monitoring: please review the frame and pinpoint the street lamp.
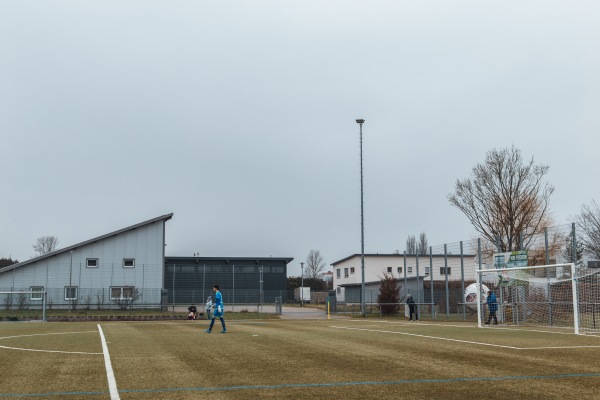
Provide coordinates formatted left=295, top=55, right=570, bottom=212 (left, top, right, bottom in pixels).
left=300, top=262, right=304, bottom=307
left=356, top=118, right=366, bottom=316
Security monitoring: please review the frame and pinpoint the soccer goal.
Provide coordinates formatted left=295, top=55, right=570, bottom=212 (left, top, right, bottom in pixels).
left=475, top=263, right=600, bottom=335
left=0, top=290, right=47, bottom=322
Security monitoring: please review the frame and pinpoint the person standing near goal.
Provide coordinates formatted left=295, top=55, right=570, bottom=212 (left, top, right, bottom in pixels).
left=205, top=285, right=227, bottom=333
left=485, top=289, right=498, bottom=325
left=406, top=294, right=418, bottom=321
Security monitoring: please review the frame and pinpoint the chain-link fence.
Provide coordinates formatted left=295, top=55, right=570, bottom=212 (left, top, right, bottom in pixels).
left=332, top=223, right=599, bottom=322
left=2, top=223, right=596, bottom=323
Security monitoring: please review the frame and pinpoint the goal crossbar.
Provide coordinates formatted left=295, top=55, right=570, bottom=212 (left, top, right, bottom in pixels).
left=479, top=262, right=574, bottom=273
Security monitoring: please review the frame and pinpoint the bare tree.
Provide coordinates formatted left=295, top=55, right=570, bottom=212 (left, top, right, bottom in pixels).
left=33, top=236, right=60, bottom=256
left=575, top=200, right=600, bottom=260
left=448, top=146, right=554, bottom=252
left=417, top=232, right=428, bottom=255
left=112, top=286, right=140, bottom=309
left=406, top=233, right=428, bottom=255
left=305, top=249, right=326, bottom=279
left=405, top=235, right=416, bottom=254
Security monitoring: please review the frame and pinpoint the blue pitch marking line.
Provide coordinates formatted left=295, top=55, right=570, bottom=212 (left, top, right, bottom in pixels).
left=2, top=373, right=600, bottom=397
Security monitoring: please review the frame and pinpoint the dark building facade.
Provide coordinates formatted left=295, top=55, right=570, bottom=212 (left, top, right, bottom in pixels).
left=164, top=256, right=293, bottom=305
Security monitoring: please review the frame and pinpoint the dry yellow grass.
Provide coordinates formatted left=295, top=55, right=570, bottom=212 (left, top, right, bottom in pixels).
left=1, top=319, right=600, bottom=399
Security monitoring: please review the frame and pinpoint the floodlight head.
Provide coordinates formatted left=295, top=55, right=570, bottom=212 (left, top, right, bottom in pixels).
left=356, top=119, right=365, bottom=124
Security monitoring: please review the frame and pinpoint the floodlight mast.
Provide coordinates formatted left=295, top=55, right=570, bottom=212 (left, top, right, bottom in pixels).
left=356, top=118, right=366, bottom=316
left=300, top=262, right=304, bottom=307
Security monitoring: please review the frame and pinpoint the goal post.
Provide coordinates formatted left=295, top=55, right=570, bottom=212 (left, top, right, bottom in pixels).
left=476, top=263, right=585, bottom=333
left=0, top=290, right=47, bottom=322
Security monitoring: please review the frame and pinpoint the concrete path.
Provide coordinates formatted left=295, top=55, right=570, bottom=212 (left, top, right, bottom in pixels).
left=249, top=305, right=349, bottom=319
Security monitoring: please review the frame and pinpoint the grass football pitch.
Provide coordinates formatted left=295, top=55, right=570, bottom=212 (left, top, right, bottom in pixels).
left=1, top=318, right=600, bottom=399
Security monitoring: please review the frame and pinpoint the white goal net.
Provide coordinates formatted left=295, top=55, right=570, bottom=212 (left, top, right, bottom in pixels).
left=477, top=263, right=600, bottom=335
left=0, top=290, right=47, bottom=322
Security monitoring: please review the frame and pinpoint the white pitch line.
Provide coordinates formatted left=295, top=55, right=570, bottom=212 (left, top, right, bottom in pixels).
left=0, top=344, right=101, bottom=354
left=345, top=319, right=590, bottom=337
left=331, top=325, right=521, bottom=349
left=0, top=331, right=101, bottom=354
left=519, top=345, right=600, bottom=350
left=331, top=325, right=600, bottom=350
left=98, top=324, right=120, bottom=400
left=0, top=331, right=98, bottom=340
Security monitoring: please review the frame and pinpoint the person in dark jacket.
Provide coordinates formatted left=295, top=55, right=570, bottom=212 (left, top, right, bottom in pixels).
left=485, top=289, right=498, bottom=325
left=188, top=304, right=197, bottom=320
left=406, top=294, right=418, bottom=321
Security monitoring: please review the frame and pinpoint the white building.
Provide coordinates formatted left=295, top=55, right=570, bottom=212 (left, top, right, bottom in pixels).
left=331, top=253, right=479, bottom=303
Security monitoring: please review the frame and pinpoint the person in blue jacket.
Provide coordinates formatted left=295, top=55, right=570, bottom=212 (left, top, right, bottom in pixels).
left=205, top=285, right=227, bottom=333
left=485, top=289, right=498, bottom=325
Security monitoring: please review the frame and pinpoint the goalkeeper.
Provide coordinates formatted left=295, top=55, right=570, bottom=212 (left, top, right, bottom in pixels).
left=485, top=289, right=498, bottom=325
left=205, top=285, right=227, bottom=333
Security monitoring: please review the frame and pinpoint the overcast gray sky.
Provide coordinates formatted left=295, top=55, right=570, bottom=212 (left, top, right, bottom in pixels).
left=2, top=1, right=599, bottom=276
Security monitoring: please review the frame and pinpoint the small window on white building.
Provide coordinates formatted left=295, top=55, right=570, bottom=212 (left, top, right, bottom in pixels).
left=337, top=269, right=341, bottom=278
left=111, top=286, right=136, bottom=300
left=425, top=267, right=430, bottom=275
left=64, top=286, right=78, bottom=301
left=350, top=267, right=355, bottom=274
left=387, top=267, right=392, bottom=273
left=344, top=268, right=349, bottom=278
left=440, top=267, right=451, bottom=275
left=408, top=266, right=413, bottom=273
left=30, top=286, right=44, bottom=301
left=86, top=258, right=98, bottom=268
left=123, top=258, right=135, bottom=268
left=397, top=267, right=402, bottom=274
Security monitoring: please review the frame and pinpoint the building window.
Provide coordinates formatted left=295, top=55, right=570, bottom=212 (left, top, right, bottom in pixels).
left=425, top=267, right=430, bottom=275
left=387, top=267, right=392, bottom=273
left=64, top=286, right=78, bottom=301
left=336, top=269, right=341, bottom=278
left=344, top=268, right=349, bottom=278
left=110, top=286, right=136, bottom=300
left=408, top=266, right=413, bottom=273
left=440, top=267, right=451, bottom=275
left=350, top=267, right=355, bottom=274
left=123, top=258, right=135, bottom=268
left=397, top=267, right=402, bottom=274
left=30, top=286, right=44, bottom=301
left=86, top=258, right=98, bottom=268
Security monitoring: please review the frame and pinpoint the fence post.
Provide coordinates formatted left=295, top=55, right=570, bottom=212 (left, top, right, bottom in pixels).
left=416, top=252, right=420, bottom=318
left=444, top=244, right=449, bottom=318
left=172, top=264, right=176, bottom=310
left=544, top=228, right=549, bottom=265
left=429, top=246, right=434, bottom=320
left=460, top=241, right=465, bottom=320
left=572, top=223, right=577, bottom=264
left=477, top=238, right=482, bottom=325
left=403, top=251, right=407, bottom=299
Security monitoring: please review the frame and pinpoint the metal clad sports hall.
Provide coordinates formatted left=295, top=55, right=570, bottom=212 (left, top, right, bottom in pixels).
left=164, top=257, right=292, bottom=305
left=0, top=214, right=292, bottom=309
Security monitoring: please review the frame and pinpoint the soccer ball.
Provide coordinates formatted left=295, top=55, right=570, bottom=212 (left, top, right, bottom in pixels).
left=464, top=283, right=489, bottom=311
